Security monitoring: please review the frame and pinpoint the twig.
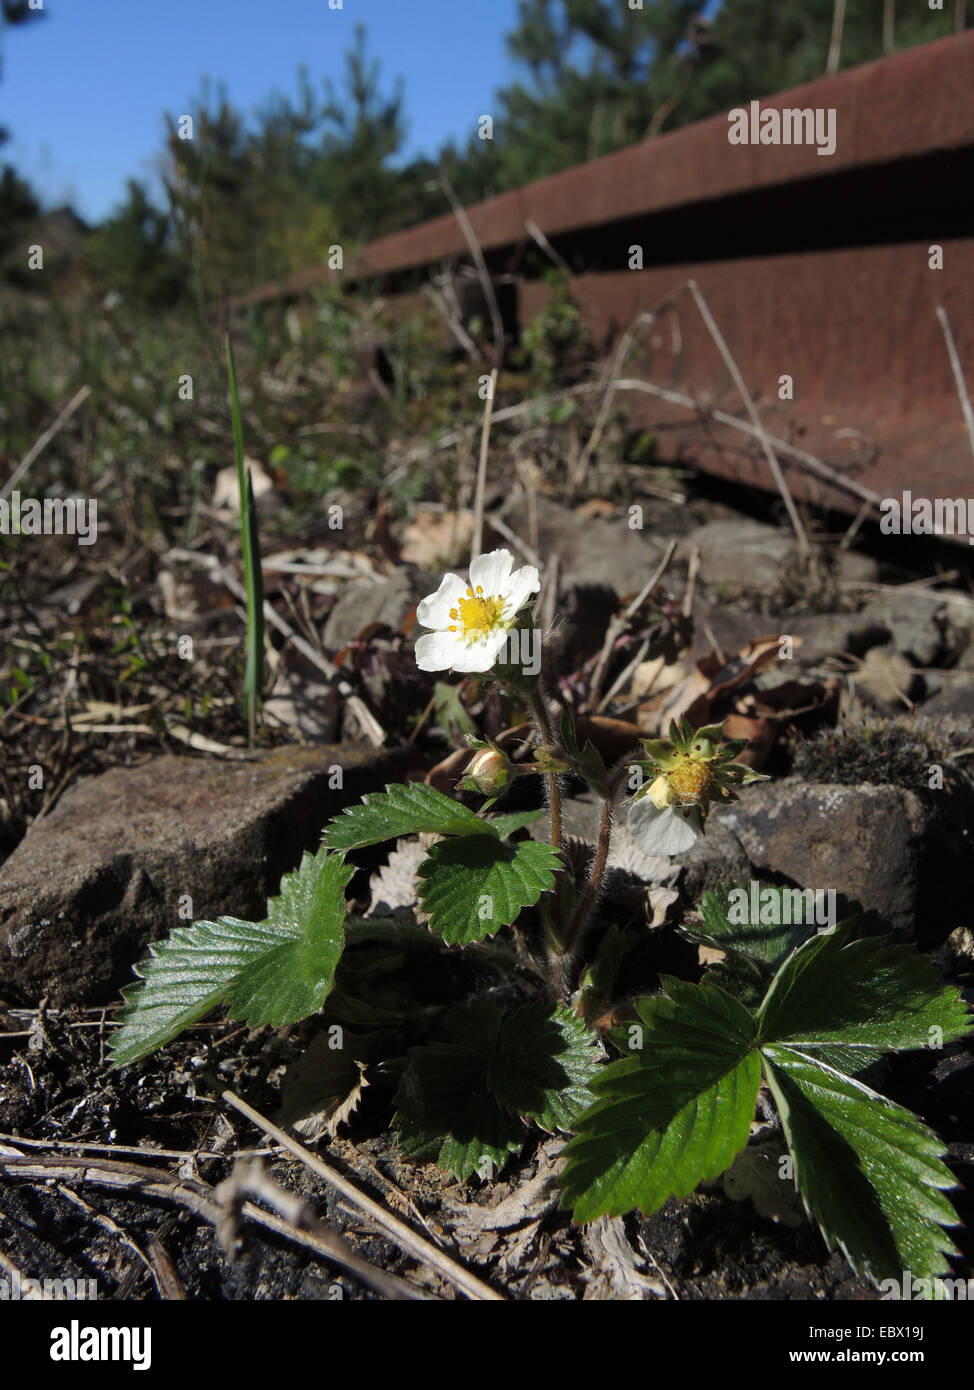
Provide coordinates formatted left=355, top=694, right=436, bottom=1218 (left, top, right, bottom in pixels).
left=610, top=378, right=884, bottom=507
left=439, top=173, right=505, bottom=370
left=2, top=385, right=91, bottom=500
left=0, top=1152, right=424, bottom=1301
left=935, top=304, right=974, bottom=464
left=213, top=1157, right=425, bottom=1301
left=221, top=1090, right=504, bottom=1301
left=487, top=513, right=543, bottom=569
left=523, top=218, right=570, bottom=274
left=423, top=282, right=479, bottom=361
left=597, top=636, right=650, bottom=713
left=587, top=538, right=677, bottom=711
left=827, top=0, right=847, bottom=75
left=0, top=1241, right=51, bottom=1298
left=472, top=367, right=499, bottom=560
left=577, top=290, right=689, bottom=482
left=687, top=279, right=810, bottom=559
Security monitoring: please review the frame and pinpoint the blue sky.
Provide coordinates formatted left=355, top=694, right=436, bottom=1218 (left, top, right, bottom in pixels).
left=0, top=0, right=524, bottom=222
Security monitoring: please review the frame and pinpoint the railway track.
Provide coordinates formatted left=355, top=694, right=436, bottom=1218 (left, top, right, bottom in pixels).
left=232, top=31, right=974, bottom=534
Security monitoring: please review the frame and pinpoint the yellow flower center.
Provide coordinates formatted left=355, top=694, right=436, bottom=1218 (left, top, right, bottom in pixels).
left=448, top=586, right=505, bottom=638
left=666, top=758, right=717, bottom=805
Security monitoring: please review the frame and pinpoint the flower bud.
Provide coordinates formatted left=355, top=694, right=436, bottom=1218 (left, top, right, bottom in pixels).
left=465, top=747, right=511, bottom=795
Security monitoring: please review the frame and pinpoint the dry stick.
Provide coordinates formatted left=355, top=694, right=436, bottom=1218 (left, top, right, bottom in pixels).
left=610, top=378, right=884, bottom=508
left=0, top=1153, right=420, bottom=1302
left=472, top=367, right=499, bottom=560
left=489, top=512, right=543, bottom=569
left=524, top=217, right=571, bottom=274
left=221, top=1090, right=504, bottom=1302
left=423, top=282, right=479, bottom=361
left=827, top=0, right=847, bottom=75
left=597, top=635, right=650, bottom=714
left=0, top=1241, right=51, bottom=1299
left=935, top=304, right=974, bottom=464
left=587, top=538, right=677, bottom=712
left=214, top=1158, right=427, bottom=1302
left=2, top=385, right=92, bottom=500
left=687, top=279, right=810, bottom=560
left=165, top=547, right=385, bottom=746
left=577, top=289, right=689, bottom=482
left=439, top=173, right=505, bottom=372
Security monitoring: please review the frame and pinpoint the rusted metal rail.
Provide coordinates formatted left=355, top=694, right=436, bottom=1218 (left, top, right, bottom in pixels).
left=233, top=32, right=974, bottom=526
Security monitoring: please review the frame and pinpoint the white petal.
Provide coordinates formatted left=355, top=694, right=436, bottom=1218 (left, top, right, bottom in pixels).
left=451, top=628, right=509, bottom=673
left=414, top=629, right=461, bottom=671
left=469, top=549, right=514, bottom=597
left=416, top=573, right=465, bottom=630
left=503, top=564, right=540, bottom=618
left=627, top=797, right=700, bottom=856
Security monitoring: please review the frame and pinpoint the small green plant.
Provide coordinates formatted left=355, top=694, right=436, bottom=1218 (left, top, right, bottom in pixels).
left=111, top=548, right=972, bottom=1294
left=226, top=333, right=265, bottom=744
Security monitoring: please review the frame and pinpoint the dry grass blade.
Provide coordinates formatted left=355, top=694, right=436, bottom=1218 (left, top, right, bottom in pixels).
left=2, top=385, right=91, bottom=500
left=0, top=1151, right=424, bottom=1301
left=221, top=1089, right=504, bottom=1301
left=687, top=279, right=810, bottom=559
left=935, top=303, right=974, bottom=464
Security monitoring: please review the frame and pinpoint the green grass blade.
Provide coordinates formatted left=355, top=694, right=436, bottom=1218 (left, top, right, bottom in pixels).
left=226, top=332, right=264, bottom=743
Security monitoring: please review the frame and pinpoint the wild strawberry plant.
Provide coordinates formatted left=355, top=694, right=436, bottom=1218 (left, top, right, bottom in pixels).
left=111, top=549, right=972, bottom=1295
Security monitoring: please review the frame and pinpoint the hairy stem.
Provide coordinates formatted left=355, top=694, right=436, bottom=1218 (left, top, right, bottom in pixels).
left=529, top=687, right=562, bottom=854
left=564, top=796, right=613, bottom=958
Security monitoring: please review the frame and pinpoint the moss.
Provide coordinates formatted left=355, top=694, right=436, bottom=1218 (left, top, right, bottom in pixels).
left=793, top=717, right=967, bottom=788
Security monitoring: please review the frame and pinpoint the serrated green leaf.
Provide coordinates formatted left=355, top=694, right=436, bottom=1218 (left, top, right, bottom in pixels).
left=487, top=1003, right=603, bottom=1131
left=561, top=980, right=760, bottom=1221
left=225, top=850, right=352, bottom=1025
left=757, top=924, right=972, bottom=1054
left=110, top=849, right=352, bottom=1065
left=486, top=808, right=546, bottom=838
left=323, top=782, right=489, bottom=851
left=762, top=1049, right=960, bottom=1286
left=688, top=884, right=822, bottom=976
left=417, top=834, right=559, bottom=944
left=393, top=1000, right=601, bottom=1180
left=110, top=916, right=292, bottom=1066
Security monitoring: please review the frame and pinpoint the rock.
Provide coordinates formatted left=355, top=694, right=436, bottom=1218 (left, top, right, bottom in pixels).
left=678, top=519, right=800, bottom=592
left=834, top=550, right=881, bottom=586
left=857, top=590, right=974, bottom=668
left=523, top=496, right=667, bottom=601
left=711, top=777, right=974, bottom=941
left=322, top=567, right=431, bottom=651
left=0, top=744, right=417, bottom=1007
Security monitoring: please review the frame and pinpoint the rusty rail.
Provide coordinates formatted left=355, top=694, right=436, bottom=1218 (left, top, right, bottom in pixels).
left=233, top=32, right=974, bottom=525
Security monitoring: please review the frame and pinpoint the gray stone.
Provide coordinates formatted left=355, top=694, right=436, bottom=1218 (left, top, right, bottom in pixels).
left=710, top=777, right=974, bottom=938
left=835, top=550, right=881, bottom=586
left=678, top=519, right=800, bottom=591
left=857, top=590, right=974, bottom=668
left=322, top=567, right=431, bottom=651
left=0, top=744, right=417, bottom=1007
left=524, top=496, right=667, bottom=600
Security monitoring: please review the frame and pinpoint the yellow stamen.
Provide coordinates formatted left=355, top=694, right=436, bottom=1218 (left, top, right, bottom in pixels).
left=456, top=591, right=505, bottom=636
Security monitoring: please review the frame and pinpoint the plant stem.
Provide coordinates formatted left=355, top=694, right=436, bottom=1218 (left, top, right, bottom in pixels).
left=565, top=796, right=613, bottom=956
left=529, top=687, right=562, bottom=853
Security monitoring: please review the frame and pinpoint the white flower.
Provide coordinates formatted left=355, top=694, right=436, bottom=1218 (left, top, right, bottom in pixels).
left=414, top=549, right=540, bottom=674
left=627, top=794, right=702, bottom=856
